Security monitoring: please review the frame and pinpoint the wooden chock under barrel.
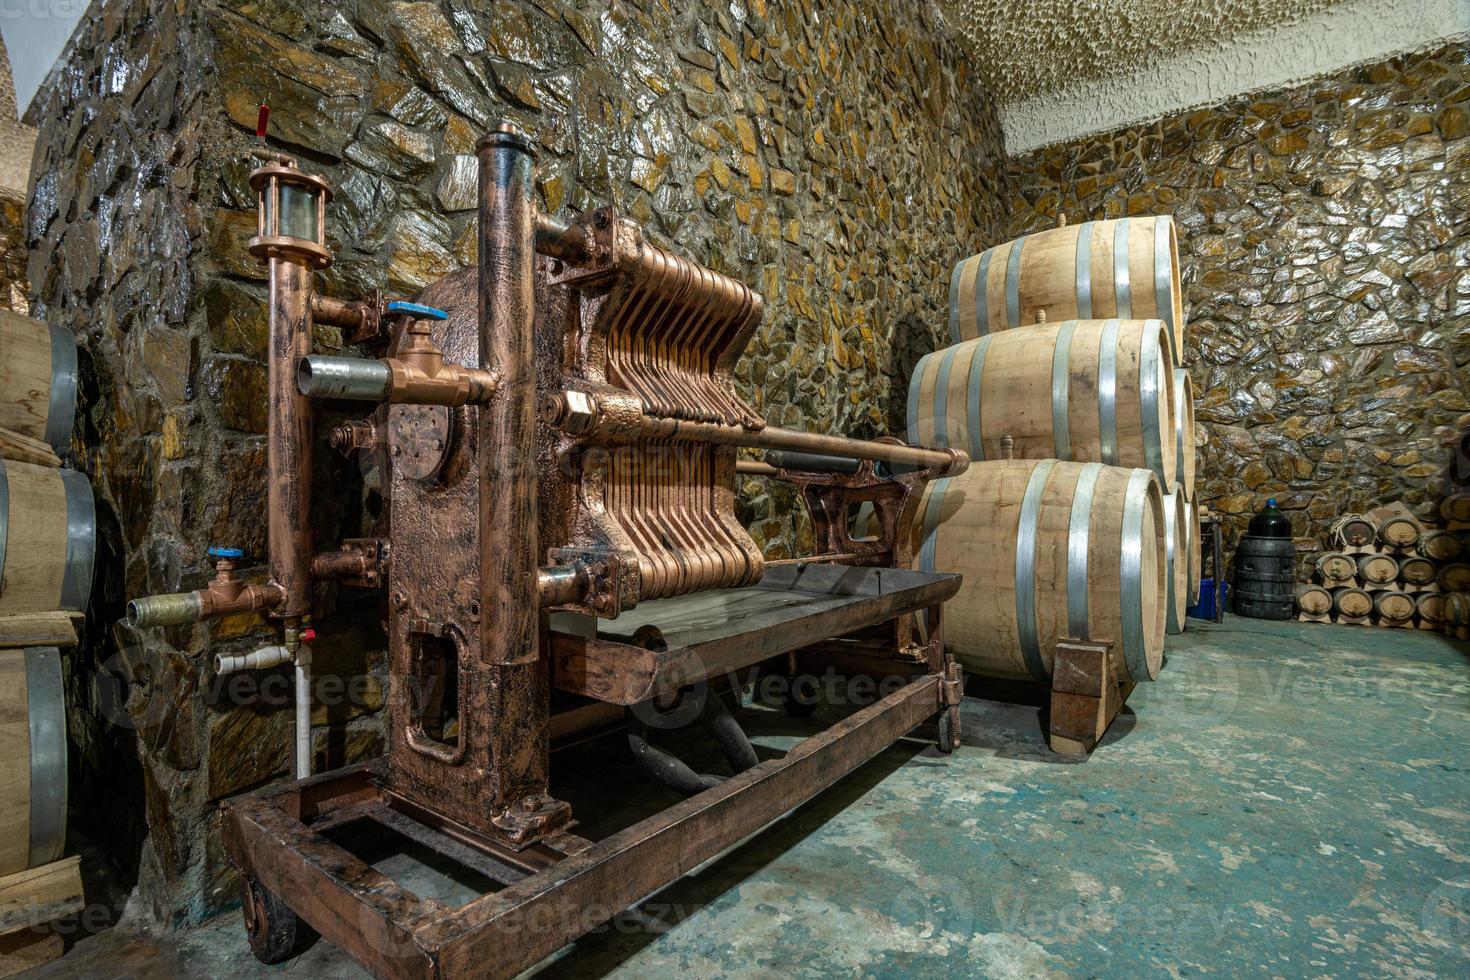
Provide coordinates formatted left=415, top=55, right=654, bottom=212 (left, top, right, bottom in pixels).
left=1048, top=637, right=1133, bottom=756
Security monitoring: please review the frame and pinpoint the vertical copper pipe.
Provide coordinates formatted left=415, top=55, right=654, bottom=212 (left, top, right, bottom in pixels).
left=268, top=256, right=315, bottom=620
left=477, top=122, right=538, bottom=666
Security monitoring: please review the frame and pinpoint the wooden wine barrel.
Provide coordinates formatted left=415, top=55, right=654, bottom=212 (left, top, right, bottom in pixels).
left=1315, top=552, right=1357, bottom=582
left=1163, top=489, right=1188, bottom=634
left=1419, top=530, right=1462, bottom=561
left=1415, top=592, right=1448, bottom=624
left=0, top=311, right=78, bottom=454
left=1355, top=553, right=1399, bottom=586
left=908, top=318, right=1175, bottom=486
left=0, top=647, right=67, bottom=875
left=1398, top=556, right=1437, bottom=586
left=1377, top=514, right=1420, bottom=548
left=1437, top=563, right=1470, bottom=593
left=914, top=459, right=1166, bottom=684
left=1441, top=494, right=1470, bottom=524
left=1172, top=369, right=1195, bottom=498
left=1446, top=594, right=1470, bottom=637
left=1295, top=584, right=1332, bottom=615
left=1332, top=515, right=1375, bottom=547
left=1186, top=495, right=1201, bottom=605
left=1372, top=590, right=1416, bottom=624
left=0, top=459, right=96, bottom=614
left=1332, top=586, right=1372, bottom=618
left=949, top=215, right=1184, bottom=361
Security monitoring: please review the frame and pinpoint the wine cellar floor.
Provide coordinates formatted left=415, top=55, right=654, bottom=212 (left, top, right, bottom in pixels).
left=31, top=619, right=1470, bottom=978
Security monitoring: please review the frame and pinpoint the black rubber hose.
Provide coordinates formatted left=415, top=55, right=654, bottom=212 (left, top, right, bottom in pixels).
left=626, top=691, right=759, bottom=796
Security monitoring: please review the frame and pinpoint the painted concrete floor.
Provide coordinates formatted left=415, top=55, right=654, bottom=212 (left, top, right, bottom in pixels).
left=27, top=618, right=1470, bottom=978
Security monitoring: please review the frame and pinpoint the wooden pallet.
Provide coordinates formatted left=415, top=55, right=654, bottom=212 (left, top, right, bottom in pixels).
left=0, top=857, right=83, bottom=978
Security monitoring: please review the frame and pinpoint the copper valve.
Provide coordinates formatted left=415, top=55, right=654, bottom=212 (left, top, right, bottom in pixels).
left=126, top=547, right=284, bottom=628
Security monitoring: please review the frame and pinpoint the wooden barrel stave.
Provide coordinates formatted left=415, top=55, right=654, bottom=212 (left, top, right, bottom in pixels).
left=908, top=318, right=1174, bottom=487
left=0, top=459, right=97, bottom=614
left=950, top=215, right=1183, bottom=361
left=0, top=311, right=78, bottom=453
left=1172, top=368, right=1195, bottom=499
left=0, top=647, right=67, bottom=875
left=915, top=459, right=1165, bottom=684
left=1163, top=489, right=1188, bottom=633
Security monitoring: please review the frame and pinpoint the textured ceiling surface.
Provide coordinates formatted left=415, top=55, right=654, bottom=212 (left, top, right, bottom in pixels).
left=938, top=0, right=1349, bottom=105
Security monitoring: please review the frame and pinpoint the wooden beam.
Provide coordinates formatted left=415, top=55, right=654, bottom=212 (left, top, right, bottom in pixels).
left=0, top=612, right=78, bottom=649
left=0, top=857, right=83, bottom=935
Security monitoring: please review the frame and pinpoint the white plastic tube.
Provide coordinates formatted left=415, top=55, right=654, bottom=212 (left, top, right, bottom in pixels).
left=214, top=643, right=314, bottom=779
left=214, top=644, right=293, bottom=675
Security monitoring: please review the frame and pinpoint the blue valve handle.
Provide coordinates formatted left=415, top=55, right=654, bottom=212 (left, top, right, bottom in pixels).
left=207, top=546, right=244, bottom=559
left=387, top=300, right=449, bottom=321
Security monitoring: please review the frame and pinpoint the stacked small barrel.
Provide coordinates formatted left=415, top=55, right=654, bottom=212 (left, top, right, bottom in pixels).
left=906, top=215, right=1197, bottom=690
left=1297, top=497, right=1470, bottom=635
left=0, top=309, right=90, bottom=968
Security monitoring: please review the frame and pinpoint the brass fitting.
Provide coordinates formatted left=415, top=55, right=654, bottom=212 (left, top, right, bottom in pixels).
left=126, top=554, right=285, bottom=628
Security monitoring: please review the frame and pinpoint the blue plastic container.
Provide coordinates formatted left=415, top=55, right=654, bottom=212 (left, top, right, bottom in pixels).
left=1188, top=580, right=1228, bottom=621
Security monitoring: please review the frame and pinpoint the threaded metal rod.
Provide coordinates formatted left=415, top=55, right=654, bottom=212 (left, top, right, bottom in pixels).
left=297, top=355, right=392, bottom=401
left=126, top=592, right=204, bottom=628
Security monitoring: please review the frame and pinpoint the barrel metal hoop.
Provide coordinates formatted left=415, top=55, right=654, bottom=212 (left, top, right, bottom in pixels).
left=917, top=477, right=952, bottom=640
left=1075, top=221, right=1094, bottom=318
left=905, top=351, right=932, bottom=445
left=26, top=647, right=68, bottom=867
left=1153, top=216, right=1175, bottom=342
left=931, top=343, right=960, bottom=450
left=947, top=258, right=965, bottom=345
left=1139, top=325, right=1164, bottom=479
left=1120, top=471, right=1152, bottom=681
left=1112, top=218, right=1132, bottom=318
left=1164, top=493, right=1182, bottom=633
left=973, top=249, right=993, bottom=337
left=44, top=324, right=79, bottom=453
left=1004, top=235, right=1026, bottom=328
left=1097, top=318, right=1121, bottom=464
left=1067, top=463, right=1103, bottom=640
left=1050, top=320, right=1078, bottom=460
left=0, top=460, right=7, bottom=593
left=1174, top=368, right=1189, bottom=473
left=965, top=335, right=991, bottom=462
left=59, top=468, right=96, bottom=611
left=1015, top=460, right=1057, bottom=682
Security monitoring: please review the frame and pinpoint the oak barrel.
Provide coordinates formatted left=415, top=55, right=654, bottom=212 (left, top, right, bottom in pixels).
left=1332, top=586, right=1373, bottom=618
left=1445, top=594, right=1470, bottom=636
left=0, top=459, right=96, bottom=614
left=1377, top=515, right=1420, bottom=548
left=1441, top=494, right=1470, bottom=524
left=1163, top=489, right=1188, bottom=633
left=914, top=459, right=1166, bottom=684
left=1295, top=584, right=1331, bottom=615
left=0, top=311, right=78, bottom=453
left=0, top=647, right=67, bottom=875
left=1173, top=368, right=1195, bottom=498
left=1315, top=552, right=1357, bottom=582
left=1398, top=556, right=1437, bottom=587
left=1415, top=592, right=1447, bottom=624
left=1373, top=590, right=1415, bottom=624
left=1332, top=515, right=1375, bottom=548
left=908, top=318, right=1175, bottom=486
left=1438, top=563, right=1470, bottom=593
left=1419, top=530, right=1462, bottom=562
left=1355, top=553, right=1399, bottom=586
left=949, top=215, right=1184, bottom=361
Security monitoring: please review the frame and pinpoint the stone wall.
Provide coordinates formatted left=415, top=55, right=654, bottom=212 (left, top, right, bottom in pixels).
left=25, top=0, right=1010, bottom=923
left=1003, top=42, right=1470, bottom=563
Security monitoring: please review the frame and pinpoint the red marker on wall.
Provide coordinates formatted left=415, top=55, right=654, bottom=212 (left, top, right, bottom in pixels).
left=256, top=104, right=270, bottom=140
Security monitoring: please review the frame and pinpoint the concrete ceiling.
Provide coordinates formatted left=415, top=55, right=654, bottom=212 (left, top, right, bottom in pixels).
left=938, top=0, right=1347, bottom=106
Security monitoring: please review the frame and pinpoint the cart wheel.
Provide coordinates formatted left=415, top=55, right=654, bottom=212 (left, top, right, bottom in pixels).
left=783, top=674, right=819, bottom=717
left=936, top=713, right=956, bottom=754
left=242, top=876, right=313, bottom=964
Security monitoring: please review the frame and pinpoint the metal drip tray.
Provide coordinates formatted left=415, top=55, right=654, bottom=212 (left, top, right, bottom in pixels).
left=549, top=563, right=961, bottom=704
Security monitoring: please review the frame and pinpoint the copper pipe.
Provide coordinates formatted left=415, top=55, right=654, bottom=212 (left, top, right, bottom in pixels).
left=310, top=293, right=378, bottom=335
left=534, top=213, right=589, bottom=262
left=537, top=565, right=590, bottom=607
left=126, top=581, right=283, bottom=628
left=735, top=460, right=779, bottom=477
left=766, top=553, right=869, bottom=566
left=311, top=549, right=374, bottom=582
left=478, top=122, right=539, bottom=666
left=298, top=354, right=499, bottom=406
left=268, top=257, right=315, bottom=620
left=634, top=417, right=967, bottom=474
